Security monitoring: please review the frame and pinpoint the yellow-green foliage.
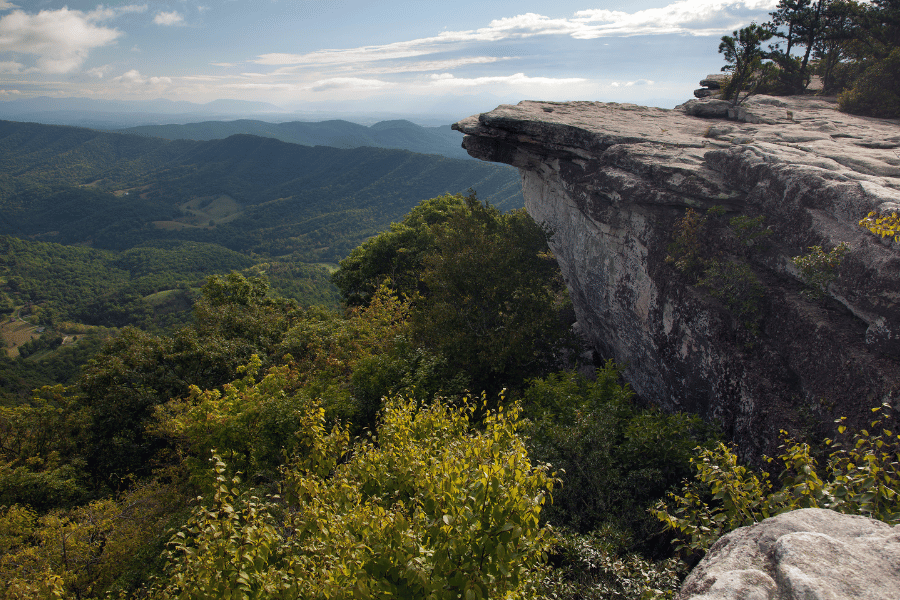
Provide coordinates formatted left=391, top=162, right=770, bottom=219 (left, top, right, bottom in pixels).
left=0, top=481, right=181, bottom=600
left=791, top=243, right=849, bottom=300
left=654, top=404, right=900, bottom=557
left=151, top=393, right=555, bottom=600
left=859, top=211, right=900, bottom=241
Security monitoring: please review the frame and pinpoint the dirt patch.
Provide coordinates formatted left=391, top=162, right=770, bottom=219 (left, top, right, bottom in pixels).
left=154, top=195, right=244, bottom=230
left=1, top=319, right=40, bottom=358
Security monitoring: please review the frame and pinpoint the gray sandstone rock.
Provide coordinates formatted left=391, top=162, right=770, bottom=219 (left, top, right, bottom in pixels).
left=453, top=96, right=900, bottom=458
left=700, top=74, right=727, bottom=90
left=678, top=509, right=900, bottom=600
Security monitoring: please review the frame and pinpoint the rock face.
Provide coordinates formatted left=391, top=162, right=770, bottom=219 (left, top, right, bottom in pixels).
left=677, top=508, right=900, bottom=600
left=453, top=96, right=900, bottom=457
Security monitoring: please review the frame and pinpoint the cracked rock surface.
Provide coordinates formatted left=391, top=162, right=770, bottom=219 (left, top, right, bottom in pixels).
left=454, top=96, right=900, bottom=457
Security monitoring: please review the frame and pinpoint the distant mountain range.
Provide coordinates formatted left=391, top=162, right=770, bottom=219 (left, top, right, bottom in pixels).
left=116, top=119, right=471, bottom=160
left=0, top=120, right=522, bottom=264
left=0, top=95, right=474, bottom=130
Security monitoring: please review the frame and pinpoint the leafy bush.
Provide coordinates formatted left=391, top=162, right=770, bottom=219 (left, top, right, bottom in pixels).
left=698, top=260, right=765, bottom=334
left=0, top=482, right=182, bottom=599
left=654, top=403, right=900, bottom=558
left=665, top=209, right=707, bottom=278
left=839, top=48, right=900, bottom=118
left=540, top=528, right=681, bottom=600
left=791, top=243, right=849, bottom=300
left=151, top=394, right=555, bottom=599
left=523, top=365, right=716, bottom=549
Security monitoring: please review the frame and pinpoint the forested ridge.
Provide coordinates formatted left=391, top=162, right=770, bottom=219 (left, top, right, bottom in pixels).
left=0, top=119, right=521, bottom=404
left=0, top=120, right=521, bottom=261
left=116, top=118, right=472, bottom=161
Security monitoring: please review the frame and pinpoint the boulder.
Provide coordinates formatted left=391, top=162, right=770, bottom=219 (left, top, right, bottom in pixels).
left=453, top=96, right=900, bottom=458
left=700, top=74, right=728, bottom=90
left=678, top=508, right=900, bottom=600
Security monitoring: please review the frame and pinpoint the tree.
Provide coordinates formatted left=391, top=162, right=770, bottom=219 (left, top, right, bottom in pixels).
left=333, top=193, right=579, bottom=398
left=766, top=0, right=830, bottom=93
left=719, top=23, right=776, bottom=105
left=411, top=197, right=576, bottom=396
left=332, top=193, right=470, bottom=306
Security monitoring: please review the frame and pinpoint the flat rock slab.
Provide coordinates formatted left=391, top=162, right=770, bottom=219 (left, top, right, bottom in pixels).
left=678, top=508, right=900, bottom=600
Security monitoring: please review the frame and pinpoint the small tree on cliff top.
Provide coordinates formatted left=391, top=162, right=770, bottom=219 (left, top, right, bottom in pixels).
left=719, top=23, right=775, bottom=106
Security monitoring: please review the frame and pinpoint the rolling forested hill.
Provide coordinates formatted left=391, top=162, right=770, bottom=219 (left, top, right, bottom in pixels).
left=116, top=118, right=472, bottom=160
left=0, top=120, right=521, bottom=262
left=0, top=118, right=522, bottom=381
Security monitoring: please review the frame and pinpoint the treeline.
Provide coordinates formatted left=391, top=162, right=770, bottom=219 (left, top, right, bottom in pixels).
left=718, top=0, right=900, bottom=116
left=0, top=194, right=720, bottom=598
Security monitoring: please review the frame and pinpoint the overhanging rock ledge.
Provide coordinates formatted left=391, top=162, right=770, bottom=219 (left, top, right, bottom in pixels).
left=453, top=96, right=900, bottom=457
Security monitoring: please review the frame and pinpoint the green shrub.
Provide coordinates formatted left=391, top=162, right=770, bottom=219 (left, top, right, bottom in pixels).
left=839, top=48, right=900, bottom=118
left=523, top=365, right=716, bottom=547
left=698, top=260, right=765, bottom=334
left=654, top=403, right=900, bottom=558
left=791, top=243, right=849, bottom=300
left=151, top=394, right=556, bottom=599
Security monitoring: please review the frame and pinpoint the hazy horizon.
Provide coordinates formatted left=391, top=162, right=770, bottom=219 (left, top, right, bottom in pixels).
left=0, top=1, right=779, bottom=119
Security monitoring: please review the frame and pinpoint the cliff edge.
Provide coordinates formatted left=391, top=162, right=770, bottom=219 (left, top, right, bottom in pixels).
left=454, top=95, right=900, bottom=457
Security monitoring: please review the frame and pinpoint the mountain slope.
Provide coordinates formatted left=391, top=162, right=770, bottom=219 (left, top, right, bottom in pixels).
left=0, top=121, right=521, bottom=263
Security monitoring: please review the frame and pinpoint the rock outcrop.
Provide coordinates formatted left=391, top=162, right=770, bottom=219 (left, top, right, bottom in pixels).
left=453, top=96, right=900, bottom=457
left=694, top=74, right=726, bottom=98
left=677, top=508, right=900, bottom=600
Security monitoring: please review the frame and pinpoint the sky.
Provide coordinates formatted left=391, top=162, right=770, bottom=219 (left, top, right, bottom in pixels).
left=0, top=0, right=781, bottom=118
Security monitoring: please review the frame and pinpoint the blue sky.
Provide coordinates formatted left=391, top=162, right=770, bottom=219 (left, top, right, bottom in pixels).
left=0, top=1, right=779, bottom=117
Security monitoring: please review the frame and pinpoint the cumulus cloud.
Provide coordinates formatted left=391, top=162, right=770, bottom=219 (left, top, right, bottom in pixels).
left=114, top=69, right=172, bottom=86
left=306, top=77, right=395, bottom=92
left=428, top=72, right=587, bottom=88
left=572, top=0, right=779, bottom=37
left=0, top=7, right=124, bottom=73
left=0, top=1, right=17, bottom=10
left=154, top=11, right=184, bottom=26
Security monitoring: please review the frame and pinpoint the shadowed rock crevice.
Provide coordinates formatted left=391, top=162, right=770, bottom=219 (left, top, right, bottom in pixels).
left=454, top=96, right=900, bottom=458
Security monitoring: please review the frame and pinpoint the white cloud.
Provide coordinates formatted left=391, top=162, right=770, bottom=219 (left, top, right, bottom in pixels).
left=0, top=88, right=21, bottom=96
left=210, top=62, right=236, bottom=67
left=366, top=56, right=510, bottom=75
left=0, top=7, right=123, bottom=73
left=572, top=0, right=779, bottom=37
left=306, top=77, right=395, bottom=92
left=428, top=72, right=587, bottom=88
left=0, top=1, right=17, bottom=10
left=86, top=64, right=113, bottom=78
left=254, top=0, right=775, bottom=71
left=0, top=60, right=22, bottom=73
left=114, top=69, right=172, bottom=86
left=154, top=11, right=184, bottom=26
